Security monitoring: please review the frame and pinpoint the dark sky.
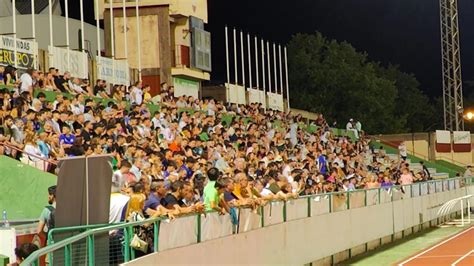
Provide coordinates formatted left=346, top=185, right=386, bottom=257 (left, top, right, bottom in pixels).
left=74, top=0, right=474, bottom=98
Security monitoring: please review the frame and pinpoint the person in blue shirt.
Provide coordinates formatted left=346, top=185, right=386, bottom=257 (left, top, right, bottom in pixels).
left=318, top=152, right=328, bottom=175
left=144, top=181, right=167, bottom=215
left=59, top=125, right=75, bottom=149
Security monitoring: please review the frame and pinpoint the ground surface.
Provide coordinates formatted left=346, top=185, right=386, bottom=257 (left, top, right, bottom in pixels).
left=340, top=225, right=473, bottom=265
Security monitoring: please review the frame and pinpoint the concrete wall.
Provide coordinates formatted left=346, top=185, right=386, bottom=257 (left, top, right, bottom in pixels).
left=376, top=133, right=474, bottom=166
left=124, top=183, right=473, bottom=266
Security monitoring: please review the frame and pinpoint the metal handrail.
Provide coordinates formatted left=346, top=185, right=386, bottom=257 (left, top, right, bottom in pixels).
left=22, top=176, right=473, bottom=266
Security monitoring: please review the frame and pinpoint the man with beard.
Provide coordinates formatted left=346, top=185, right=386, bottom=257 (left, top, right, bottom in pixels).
left=36, top=185, right=57, bottom=236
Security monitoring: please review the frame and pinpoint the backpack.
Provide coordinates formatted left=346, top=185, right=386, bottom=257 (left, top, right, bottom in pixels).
left=45, top=205, right=55, bottom=230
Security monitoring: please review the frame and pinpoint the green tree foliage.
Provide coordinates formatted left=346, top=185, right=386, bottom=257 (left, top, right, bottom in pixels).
left=288, top=32, right=436, bottom=134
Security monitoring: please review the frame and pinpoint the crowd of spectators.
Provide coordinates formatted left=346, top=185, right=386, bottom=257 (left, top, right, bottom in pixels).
left=0, top=66, right=453, bottom=248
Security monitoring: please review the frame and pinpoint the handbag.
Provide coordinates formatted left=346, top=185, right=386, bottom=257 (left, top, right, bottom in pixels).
left=130, top=234, right=148, bottom=253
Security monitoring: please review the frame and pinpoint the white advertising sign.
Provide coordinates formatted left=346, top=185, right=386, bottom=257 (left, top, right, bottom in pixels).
left=173, top=77, right=199, bottom=99
left=453, top=131, right=471, bottom=144
left=97, top=57, right=130, bottom=85
left=267, top=92, right=284, bottom=111
left=247, top=88, right=266, bottom=106
left=227, top=83, right=246, bottom=104
left=49, top=46, right=88, bottom=79
left=435, top=130, right=451, bottom=144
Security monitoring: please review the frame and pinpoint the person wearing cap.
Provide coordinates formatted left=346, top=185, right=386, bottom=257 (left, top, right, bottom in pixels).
left=36, top=185, right=57, bottom=236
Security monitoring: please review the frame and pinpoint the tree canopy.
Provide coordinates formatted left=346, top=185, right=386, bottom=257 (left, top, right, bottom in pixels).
left=288, top=32, right=438, bottom=134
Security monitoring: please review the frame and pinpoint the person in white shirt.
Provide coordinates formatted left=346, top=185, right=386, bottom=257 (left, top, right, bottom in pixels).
left=463, top=166, right=472, bottom=177
left=68, top=78, right=86, bottom=94
left=399, top=142, right=408, bottom=161
left=130, top=82, right=143, bottom=105
left=20, top=69, right=37, bottom=94
left=346, top=118, right=359, bottom=140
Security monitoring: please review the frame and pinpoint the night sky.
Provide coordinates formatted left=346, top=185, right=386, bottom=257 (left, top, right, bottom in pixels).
left=72, top=0, right=474, bottom=99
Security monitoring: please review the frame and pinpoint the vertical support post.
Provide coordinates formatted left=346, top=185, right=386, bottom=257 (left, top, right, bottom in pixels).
left=266, top=42, right=271, bottom=93
left=284, top=46, right=290, bottom=111
left=31, top=0, right=37, bottom=69
left=278, top=44, right=283, bottom=95
left=197, top=214, right=202, bottom=243
left=254, top=36, right=259, bottom=89
left=240, top=31, right=245, bottom=89
left=12, top=0, right=18, bottom=72
left=233, top=28, right=238, bottom=84
left=247, top=33, right=252, bottom=90
left=122, top=0, right=128, bottom=58
left=347, top=192, right=350, bottom=209
left=225, top=26, right=230, bottom=101
left=65, top=0, right=70, bottom=71
left=153, top=220, right=160, bottom=252
left=365, top=190, right=368, bottom=206
left=261, top=39, right=266, bottom=110
left=109, top=0, right=116, bottom=84
left=123, top=226, right=130, bottom=262
left=273, top=43, right=277, bottom=94
left=329, top=194, right=332, bottom=213
left=283, top=201, right=287, bottom=222
left=307, top=197, right=311, bottom=217
left=48, top=0, right=53, bottom=63
left=260, top=205, right=265, bottom=227
left=87, top=235, right=95, bottom=266
left=95, top=0, right=101, bottom=59
left=135, top=0, right=142, bottom=80
left=64, top=244, right=72, bottom=266
left=460, top=200, right=464, bottom=226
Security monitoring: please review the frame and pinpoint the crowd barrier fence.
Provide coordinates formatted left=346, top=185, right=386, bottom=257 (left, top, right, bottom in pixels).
left=21, top=176, right=474, bottom=266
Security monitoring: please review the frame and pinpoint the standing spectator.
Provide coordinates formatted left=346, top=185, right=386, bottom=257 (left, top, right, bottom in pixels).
left=464, top=166, right=473, bottom=177
left=20, top=69, right=38, bottom=95
left=36, top=186, right=56, bottom=236
left=130, top=81, right=143, bottom=105
left=203, top=167, right=225, bottom=213
left=399, top=142, right=407, bottom=161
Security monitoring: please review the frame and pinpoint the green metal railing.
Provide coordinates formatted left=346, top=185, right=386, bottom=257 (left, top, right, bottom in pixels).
left=22, top=176, right=474, bottom=266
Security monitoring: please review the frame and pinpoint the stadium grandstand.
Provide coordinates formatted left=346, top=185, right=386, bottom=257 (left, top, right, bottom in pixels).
left=0, top=0, right=473, bottom=266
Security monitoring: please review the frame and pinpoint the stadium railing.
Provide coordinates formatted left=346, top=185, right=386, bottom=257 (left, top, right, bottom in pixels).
left=0, top=142, right=58, bottom=173
left=21, top=176, right=474, bottom=266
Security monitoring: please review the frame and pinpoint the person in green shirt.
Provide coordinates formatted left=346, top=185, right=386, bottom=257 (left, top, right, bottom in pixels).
left=203, top=167, right=226, bottom=214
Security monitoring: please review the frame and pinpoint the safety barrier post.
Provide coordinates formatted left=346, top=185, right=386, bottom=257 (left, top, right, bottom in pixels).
left=153, top=219, right=160, bottom=252
left=123, top=226, right=130, bottom=262
left=260, top=205, right=265, bottom=227
left=87, top=235, right=95, bottom=266
left=64, top=244, right=72, bottom=266
left=307, top=197, right=311, bottom=217
left=347, top=191, right=350, bottom=209
left=364, top=190, right=368, bottom=206
left=283, top=201, right=287, bottom=222
left=329, top=194, right=332, bottom=213
left=197, top=214, right=202, bottom=243
left=378, top=188, right=381, bottom=204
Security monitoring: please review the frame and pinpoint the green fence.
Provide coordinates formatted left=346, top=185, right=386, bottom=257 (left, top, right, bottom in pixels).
left=21, top=176, right=474, bottom=266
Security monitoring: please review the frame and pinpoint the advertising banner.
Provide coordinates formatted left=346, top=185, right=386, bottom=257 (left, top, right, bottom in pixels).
left=0, top=36, right=37, bottom=69
left=227, top=83, right=246, bottom=104
left=173, top=77, right=199, bottom=99
left=435, top=130, right=451, bottom=153
left=453, top=131, right=471, bottom=152
left=49, top=46, right=88, bottom=79
left=97, top=57, right=130, bottom=85
left=267, top=92, right=284, bottom=111
left=247, top=88, right=266, bottom=107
